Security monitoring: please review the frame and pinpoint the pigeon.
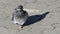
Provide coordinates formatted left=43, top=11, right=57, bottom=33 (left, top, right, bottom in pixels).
left=12, top=5, right=28, bottom=30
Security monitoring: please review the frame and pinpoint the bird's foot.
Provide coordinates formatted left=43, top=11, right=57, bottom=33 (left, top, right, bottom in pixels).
left=19, top=26, right=23, bottom=30
left=17, top=26, right=23, bottom=31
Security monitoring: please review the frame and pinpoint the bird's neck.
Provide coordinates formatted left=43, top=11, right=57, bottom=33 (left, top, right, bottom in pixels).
left=19, top=10, right=24, bottom=13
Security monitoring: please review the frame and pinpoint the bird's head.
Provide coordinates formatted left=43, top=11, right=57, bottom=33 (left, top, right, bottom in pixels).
left=15, top=5, right=23, bottom=12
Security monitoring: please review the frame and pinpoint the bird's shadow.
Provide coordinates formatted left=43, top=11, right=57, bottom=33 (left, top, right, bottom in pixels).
left=22, top=12, right=49, bottom=27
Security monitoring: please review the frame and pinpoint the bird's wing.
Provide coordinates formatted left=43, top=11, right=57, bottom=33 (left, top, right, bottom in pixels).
left=12, top=13, right=14, bottom=21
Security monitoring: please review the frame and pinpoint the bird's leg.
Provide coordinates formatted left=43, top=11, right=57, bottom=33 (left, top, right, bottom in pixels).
left=16, top=23, right=23, bottom=31
left=18, top=25, right=23, bottom=30
left=16, top=23, right=21, bottom=31
left=17, top=25, right=21, bottom=31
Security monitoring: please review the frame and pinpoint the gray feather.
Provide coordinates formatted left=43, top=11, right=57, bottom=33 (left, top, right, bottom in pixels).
left=12, top=10, right=28, bottom=25
left=12, top=5, right=28, bottom=25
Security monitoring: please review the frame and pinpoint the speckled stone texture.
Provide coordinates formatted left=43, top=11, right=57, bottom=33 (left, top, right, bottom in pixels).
left=0, top=0, right=60, bottom=34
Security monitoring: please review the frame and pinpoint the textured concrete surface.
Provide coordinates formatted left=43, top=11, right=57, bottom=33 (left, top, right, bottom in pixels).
left=0, top=0, right=60, bottom=34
